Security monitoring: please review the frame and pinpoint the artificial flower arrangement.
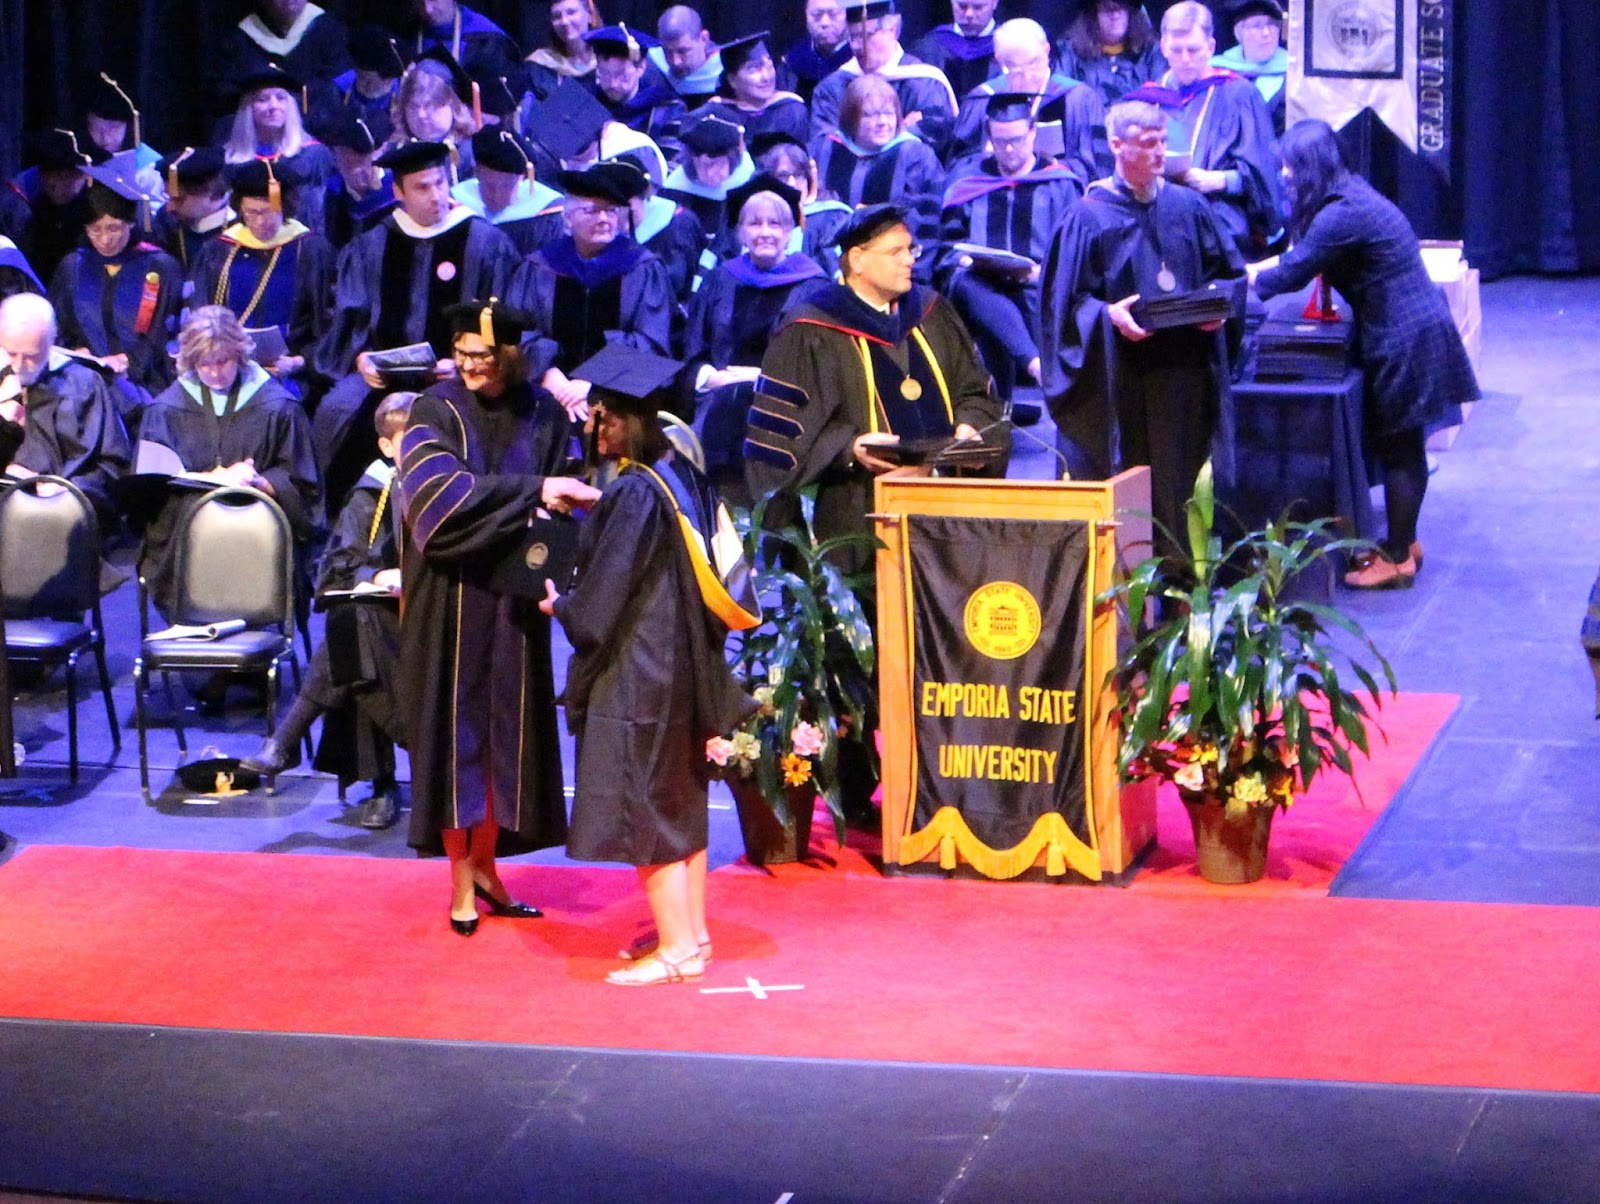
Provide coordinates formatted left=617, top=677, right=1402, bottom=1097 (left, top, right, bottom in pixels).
left=705, top=493, right=880, bottom=844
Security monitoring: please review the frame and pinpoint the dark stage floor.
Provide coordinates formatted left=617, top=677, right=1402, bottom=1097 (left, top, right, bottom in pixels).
left=1, top=276, right=1597, bottom=1202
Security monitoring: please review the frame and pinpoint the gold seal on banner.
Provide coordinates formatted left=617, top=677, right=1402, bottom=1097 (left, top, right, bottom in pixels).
left=963, top=582, right=1042, bottom=660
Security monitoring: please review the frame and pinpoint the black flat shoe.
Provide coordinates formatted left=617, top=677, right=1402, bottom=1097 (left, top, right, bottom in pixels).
left=449, top=914, right=479, bottom=937
left=474, top=883, right=542, bottom=918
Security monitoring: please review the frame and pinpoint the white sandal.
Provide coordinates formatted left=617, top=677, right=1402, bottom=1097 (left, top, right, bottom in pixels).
left=605, top=948, right=705, bottom=987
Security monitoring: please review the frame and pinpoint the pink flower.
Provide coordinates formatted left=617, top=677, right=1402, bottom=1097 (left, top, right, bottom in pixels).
left=791, top=721, right=826, bottom=758
left=706, top=736, right=737, bottom=767
left=1173, top=762, right=1206, bottom=791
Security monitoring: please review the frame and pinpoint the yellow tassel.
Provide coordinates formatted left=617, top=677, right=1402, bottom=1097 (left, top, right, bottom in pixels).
left=265, top=158, right=282, bottom=213
left=479, top=303, right=495, bottom=347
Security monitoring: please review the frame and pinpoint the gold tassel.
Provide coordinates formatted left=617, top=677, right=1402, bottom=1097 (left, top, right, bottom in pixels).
left=100, top=72, right=139, bottom=149
left=265, top=158, right=282, bottom=213
left=166, top=147, right=192, bottom=198
left=471, top=81, right=482, bottom=131
left=479, top=302, right=495, bottom=347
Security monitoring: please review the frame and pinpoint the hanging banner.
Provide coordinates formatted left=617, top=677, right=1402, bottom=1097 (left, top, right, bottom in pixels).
left=1287, top=0, right=1453, bottom=182
left=900, top=515, right=1100, bottom=881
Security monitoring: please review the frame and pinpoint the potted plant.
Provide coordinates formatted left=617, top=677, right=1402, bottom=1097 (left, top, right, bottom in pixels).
left=1101, top=464, right=1397, bottom=883
left=706, top=494, right=880, bottom=865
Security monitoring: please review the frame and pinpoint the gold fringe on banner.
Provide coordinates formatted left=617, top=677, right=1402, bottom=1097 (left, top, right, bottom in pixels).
left=900, top=806, right=1103, bottom=882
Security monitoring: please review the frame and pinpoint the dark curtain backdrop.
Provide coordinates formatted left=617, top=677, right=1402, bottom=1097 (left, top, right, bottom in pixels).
left=6, top=0, right=1598, bottom=277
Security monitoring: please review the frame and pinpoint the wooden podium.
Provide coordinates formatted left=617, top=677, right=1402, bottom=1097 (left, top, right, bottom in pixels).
left=872, top=468, right=1157, bottom=880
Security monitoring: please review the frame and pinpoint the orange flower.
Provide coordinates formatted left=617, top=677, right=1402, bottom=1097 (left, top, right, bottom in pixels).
left=781, top=753, right=813, bottom=786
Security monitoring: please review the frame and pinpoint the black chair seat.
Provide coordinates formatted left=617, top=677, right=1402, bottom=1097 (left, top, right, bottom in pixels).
left=4, top=618, right=94, bottom=656
left=141, top=628, right=291, bottom=671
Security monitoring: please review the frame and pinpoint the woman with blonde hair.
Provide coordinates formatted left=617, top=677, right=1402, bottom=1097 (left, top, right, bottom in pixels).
left=527, top=0, right=602, bottom=98
left=222, top=65, right=335, bottom=233
left=391, top=52, right=481, bottom=180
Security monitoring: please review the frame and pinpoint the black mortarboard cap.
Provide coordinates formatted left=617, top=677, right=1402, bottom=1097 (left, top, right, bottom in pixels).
left=410, top=44, right=475, bottom=106
left=718, top=33, right=771, bottom=77
left=679, top=113, right=743, bottom=157
left=844, top=0, right=897, bottom=23
left=175, top=755, right=261, bottom=796
left=85, top=73, right=137, bottom=123
left=583, top=22, right=657, bottom=60
left=350, top=24, right=408, bottom=76
left=471, top=126, right=535, bottom=176
left=985, top=91, right=1040, bottom=123
left=235, top=62, right=301, bottom=96
left=573, top=344, right=684, bottom=414
left=445, top=299, right=536, bottom=347
left=595, top=159, right=651, bottom=200
left=27, top=129, right=98, bottom=171
left=374, top=139, right=454, bottom=179
left=321, top=108, right=393, bottom=153
left=227, top=158, right=285, bottom=211
left=526, top=84, right=611, bottom=161
left=1226, top=0, right=1285, bottom=21
left=479, top=73, right=522, bottom=121
left=82, top=151, right=150, bottom=224
left=557, top=164, right=633, bottom=205
left=726, top=172, right=802, bottom=226
left=158, top=146, right=227, bottom=193
left=833, top=202, right=908, bottom=252
left=749, top=130, right=807, bottom=162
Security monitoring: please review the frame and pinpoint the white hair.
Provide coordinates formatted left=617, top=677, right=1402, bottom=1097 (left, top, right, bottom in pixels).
left=0, top=292, right=57, bottom=344
left=993, top=17, right=1049, bottom=57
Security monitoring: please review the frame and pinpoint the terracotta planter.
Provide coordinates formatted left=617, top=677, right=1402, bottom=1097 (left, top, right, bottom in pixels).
left=1182, top=797, right=1276, bottom=884
left=730, top=778, right=816, bottom=866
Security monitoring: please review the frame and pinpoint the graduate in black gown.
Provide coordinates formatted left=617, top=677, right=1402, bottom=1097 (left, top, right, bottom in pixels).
left=49, top=160, right=184, bottom=428
left=1211, top=0, right=1287, bottom=136
left=684, top=175, right=823, bottom=502
left=1039, top=98, right=1243, bottom=562
left=810, top=1, right=961, bottom=156
left=204, top=0, right=351, bottom=121
left=1125, top=1, right=1281, bottom=258
left=241, top=391, right=411, bottom=827
left=319, top=110, right=399, bottom=250
left=397, top=300, right=600, bottom=933
left=587, top=24, right=686, bottom=148
left=745, top=205, right=1008, bottom=575
left=505, top=164, right=675, bottom=420
left=750, top=133, right=853, bottom=278
left=610, top=149, right=707, bottom=316
left=312, top=139, right=520, bottom=513
left=779, top=0, right=853, bottom=104
left=524, top=0, right=601, bottom=99
left=543, top=344, right=754, bottom=986
left=449, top=126, right=565, bottom=258
left=409, top=0, right=522, bottom=91
left=909, top=0, right=1001, bottom=99
left=221, top=64, right=338, bottom=237
left=698, top=34, right=811, bottom=149
left=135, top=306, right=322, bottom=623
left=189, top=161, right=335, bottom=394
left=151, top=149, right=235, bottom=275
left=1056, top=0, right=1168, bottom=108
left=322, top=25, right=408, bottom=135
left=938, top=94, right=1084, bottom=418
left=16, top=132, right=98, bottom=288
left=0, top=293, right=131, bottom=525
left=660, top=115, right=757, bottom=251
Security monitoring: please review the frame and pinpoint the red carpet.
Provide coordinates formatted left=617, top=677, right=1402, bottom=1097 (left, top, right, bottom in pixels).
left=1, top=840, right=1597, bottom=1093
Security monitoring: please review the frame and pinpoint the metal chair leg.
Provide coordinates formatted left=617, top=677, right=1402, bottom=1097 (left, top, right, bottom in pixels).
left=65, top=652, right=79, bottom=785
left=264, top=662, right=279, bottom=796
left=165, top=670, right=187, bottom=755
left=134, top=657, right=150, bottom=798
left=93, top=633, right=120, bottom=749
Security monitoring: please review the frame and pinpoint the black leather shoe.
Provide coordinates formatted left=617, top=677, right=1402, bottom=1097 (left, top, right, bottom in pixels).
left=358, top=788, right=399, bottom=830
left=239, top=737, right=302, bottom=777
left=449, top=914, right=479, bottom=937
left=474, top=883, right=542, bottom=918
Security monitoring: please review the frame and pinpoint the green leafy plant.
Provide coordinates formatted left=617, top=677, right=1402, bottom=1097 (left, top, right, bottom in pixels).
left=1101, top=463, right=1398, bottom=819
left=706, top=493, right=880, bottom=842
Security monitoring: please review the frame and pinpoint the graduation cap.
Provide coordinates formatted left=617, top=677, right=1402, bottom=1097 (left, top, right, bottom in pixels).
left=558, top=163, right=639, bottom=205
left=1226, top=0, right=1284, bottom=21
left=749, top=129, right=807, bottom=165
left=844, top=0, right=897, bottom=23
left=27, top=128, right=97, bottom=171
left=228, top=158, right=284, bottom=212
left=350, top=24, right=408, bottom=76
left=321, top=108, right=393, bottom=153
left=583, top=22, right=657, bottom=61
left=833, top=202, right=908, bottom=252
left=479, top=74, right=523, bottom=125
left=374, top=139, right=453, bottom=181
left=602, top=146, right=664, bottom=191
left=526, top=84, right=611, bottom=162
left=446, top=298, right=535, bottom=347
left=726, top=172, right=803, bottom=226
left=236, top=62, right=300, bottom=97
left=175, top=753, right=260, bottom=796
left=718, top=32, right=771, bottom=77
left=984, top=91, right=1042, bottom=124
left=410, top=44, right=478, bottom=109
left=471, top=126, right=536, bottom=180
left=82, top=151, right=153, bottom=229
left=159, top=146, right=227, bottom=196
left=86, top=72, right=140, bottom=146
left=679, top=113, right=743, bottom=158
left=573, top=343, right=684, bottom=415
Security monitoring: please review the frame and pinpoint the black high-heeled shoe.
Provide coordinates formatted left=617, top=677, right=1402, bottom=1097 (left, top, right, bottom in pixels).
left=474, top=883, right=542, bottom=918
left=449, top=914, right=479, bottom=936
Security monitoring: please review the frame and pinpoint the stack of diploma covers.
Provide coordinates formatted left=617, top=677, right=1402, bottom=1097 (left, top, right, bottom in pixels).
left=365, top=343, right=440, bottom=389
left=1129, top=282, right=1236, bottom=331
left=871, top=433, right=1006, bottom=473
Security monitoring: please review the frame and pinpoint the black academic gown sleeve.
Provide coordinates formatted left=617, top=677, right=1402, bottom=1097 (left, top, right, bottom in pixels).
left=506, top=247, right=676, bottom=368
left=9, top=358, right=131, bottom=522
left=1189, top=77, right=1283, bottom=254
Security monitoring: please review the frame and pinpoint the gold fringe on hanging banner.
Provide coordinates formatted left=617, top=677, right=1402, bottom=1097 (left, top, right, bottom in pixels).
left=900, top=806, right=1103, bottom=881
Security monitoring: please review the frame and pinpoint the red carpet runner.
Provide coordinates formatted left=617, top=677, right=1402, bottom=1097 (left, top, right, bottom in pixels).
left=1, top=838, right=1596, bottom=1094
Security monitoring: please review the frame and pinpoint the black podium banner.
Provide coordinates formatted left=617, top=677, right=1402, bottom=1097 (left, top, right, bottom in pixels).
left=906, top=515, right=1096, bottom=875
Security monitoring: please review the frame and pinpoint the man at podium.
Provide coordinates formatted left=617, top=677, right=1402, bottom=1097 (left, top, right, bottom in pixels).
left=743, top=203, right=1008, bottom=577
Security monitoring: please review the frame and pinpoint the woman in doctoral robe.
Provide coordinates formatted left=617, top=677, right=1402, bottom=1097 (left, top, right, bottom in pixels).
left=398, top=300, right=600, bottom=934
left=525, top=0, right=600, bottom=99
left=189, top=160, right=335, bottom=399
left=49, top=173, right=184, bottom=433
left=221, top=65, right=336, bottom=235
left=542, top=345, right=754, bottom=986
left=1250, top=121, right=1480, bottom=590
left=660, top=114, right=756, bottom=250
left=808, top=75, right=945, bottom=251
left=1055, top=0, right=1168, bottom=109
left=684, top=176, right=822, bottom=504
left=136, top=306, right=322, bottom=624
left=697, top=34, right=811, bottom=149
